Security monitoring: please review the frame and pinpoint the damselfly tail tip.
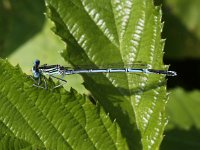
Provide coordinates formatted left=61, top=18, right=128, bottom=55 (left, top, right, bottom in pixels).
left=167, top=71, right=177, bottom=76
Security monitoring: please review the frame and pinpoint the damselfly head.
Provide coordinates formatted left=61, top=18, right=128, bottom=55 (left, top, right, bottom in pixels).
left=32, top=59, right=41, bottom=78
left=34, top=59, right=40, bottom=67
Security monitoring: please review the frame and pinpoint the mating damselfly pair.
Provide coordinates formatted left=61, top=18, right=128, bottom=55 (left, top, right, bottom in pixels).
left=31, top=59, right=177, bottom=89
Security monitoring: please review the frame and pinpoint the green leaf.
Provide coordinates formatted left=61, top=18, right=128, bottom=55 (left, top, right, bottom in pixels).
left=165, top=0, right=200, bottom=38
left=0, top=0, right=45, bottom=57
left=163, top=0, right=200, bottom=59
left=46, top=0, right=168, bottom=149
left=161, top=88, right=200, bottom=150
left=0, top=59, right=128, bottom=150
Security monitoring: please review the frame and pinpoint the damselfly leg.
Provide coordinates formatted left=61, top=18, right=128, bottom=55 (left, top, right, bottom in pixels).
left=29, top=75, right=48, bottom=89
left=49, top=75, right=67, bottom=89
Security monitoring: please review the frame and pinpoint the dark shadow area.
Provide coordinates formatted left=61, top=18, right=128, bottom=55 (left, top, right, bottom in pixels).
left=161, top=127, right=200, bottom=150
left=88, top=95, right=97, bottom=105
left=0, top=0, right=45, bottom=58
left=153, top=0, right=162, bottom=6
left=165, top=59, right=200, bottom=90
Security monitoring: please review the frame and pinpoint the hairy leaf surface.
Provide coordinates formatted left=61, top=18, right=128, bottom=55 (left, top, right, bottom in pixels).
left=0, top=59, right=127, bottom=150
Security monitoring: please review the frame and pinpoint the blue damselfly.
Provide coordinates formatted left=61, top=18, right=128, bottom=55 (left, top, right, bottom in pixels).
left=31, top=59, right=177, bottom=89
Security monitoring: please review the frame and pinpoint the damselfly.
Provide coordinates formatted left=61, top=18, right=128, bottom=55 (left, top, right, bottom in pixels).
left=31, top=59, right=177, bottom=89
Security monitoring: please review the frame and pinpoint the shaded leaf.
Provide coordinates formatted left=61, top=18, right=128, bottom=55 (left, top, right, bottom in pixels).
left=161, top=88, right=200, bottom=150
left=0, top=0, right=45, bottom=57
left=162, top=0, right=200, bottom=59
left=165, top=0, right=200, bottom=38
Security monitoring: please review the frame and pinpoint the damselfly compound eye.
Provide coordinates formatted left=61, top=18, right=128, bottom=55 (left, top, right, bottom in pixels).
left=34, top=59, right=40, bottom=66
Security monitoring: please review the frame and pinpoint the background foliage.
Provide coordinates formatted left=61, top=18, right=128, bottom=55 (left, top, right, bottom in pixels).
left=1, top=0, right=200, bottom=149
